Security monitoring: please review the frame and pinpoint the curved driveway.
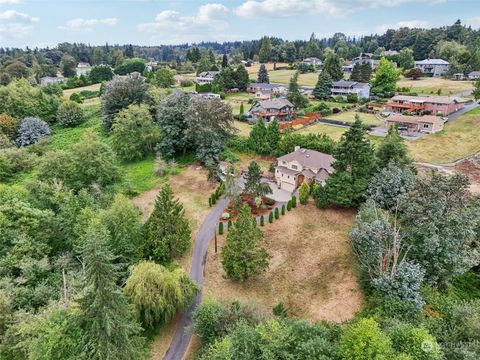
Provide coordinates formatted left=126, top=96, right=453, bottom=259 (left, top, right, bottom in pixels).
left=163, top=197, right=229, bottom=360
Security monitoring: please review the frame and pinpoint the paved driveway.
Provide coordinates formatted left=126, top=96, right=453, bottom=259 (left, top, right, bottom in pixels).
left=264, top=180, right=293, bottom=202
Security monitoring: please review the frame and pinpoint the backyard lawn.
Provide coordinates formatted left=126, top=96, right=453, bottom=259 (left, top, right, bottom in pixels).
left=266, top=69, right=319, bottom=87
left=203, top=202, right=363, bottom=323
left=297, top=122, right=348, bottom=141
left=329, top=111, right=383, bottom=126
left=63, top=83, right=101, bottom=98
left=397, top=77, right=474, bottom=96
left=234, top=120, right=252, bottom=137
left=407, top=108, right=480, bottom=163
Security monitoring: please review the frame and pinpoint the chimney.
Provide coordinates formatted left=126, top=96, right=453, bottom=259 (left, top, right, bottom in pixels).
left=294, top=146, right=300, bottom=152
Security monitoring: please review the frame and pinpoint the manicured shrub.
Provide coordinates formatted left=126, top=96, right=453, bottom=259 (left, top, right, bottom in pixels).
left=227, top=220, right=232, bottom=230
left=212, top=195, right=216, bottom=205
left=287, top=201, right=292, bottom=211
left=291, top=196, right=297, bottom=208
left=281, top=205, right=285, bottom=215
left=274, top=207, right=279, bottom=220
left=0, top=133, right=14, bottom=149
left=0, top=114, right=18, bottom=138
left=218, top=222, right=224, bottom=235
left=260, top=215, right=264, bottom=226
left=57, top=100, right=84, bottom=127
left=154, top=154, right=167, bottom=177
left=208, top=197, right=212, bottom=207
left=299, top=181, right=311, bottom=205
left=69, top=92, right=82, bottom=103
left=15, top=117, right=51, bottom=147
left=268, top=212, right=273, bottom=223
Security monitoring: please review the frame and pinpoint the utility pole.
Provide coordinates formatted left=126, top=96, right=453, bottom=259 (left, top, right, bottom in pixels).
left=214, top=231, right=218, bottom=253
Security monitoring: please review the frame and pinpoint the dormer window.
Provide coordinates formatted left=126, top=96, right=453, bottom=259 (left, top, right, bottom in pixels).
left=291, top=165, right=298, bottom=170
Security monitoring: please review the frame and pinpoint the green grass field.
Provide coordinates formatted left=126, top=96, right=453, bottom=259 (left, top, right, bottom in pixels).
left=407, top=107, right=480, bottom=163
left=266, top=69, right=319, bottom=87
left=297, top=123, right=348, bottom=141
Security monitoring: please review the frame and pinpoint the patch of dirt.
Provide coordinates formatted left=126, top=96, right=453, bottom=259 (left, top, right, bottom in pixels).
left=455, top=152, right=480, bottom=194
left=203, top=202, right=364, bottom=323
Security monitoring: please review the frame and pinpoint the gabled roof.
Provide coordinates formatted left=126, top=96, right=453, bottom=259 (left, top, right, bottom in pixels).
left=332, top=80, right=370, bottom=89
left=469, top=71, right=480, bottom=76
left=77, top=62, right=91, bottom=68
left=415, top=59, right=449, bottom=65
left=387, top=114, right=443, bottom=127
left=277, top=148, right=335, bottom=173
left=197, top=71, right=219, bottom=78
left=390, top=95, right=466, bottom=105
left=257, top=98, right=294, bottom=110
left=248, top=82, right=284, bottom=89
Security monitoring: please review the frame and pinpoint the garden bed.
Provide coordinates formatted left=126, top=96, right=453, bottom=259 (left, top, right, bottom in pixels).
left=221, top=193, right=276, bottom=221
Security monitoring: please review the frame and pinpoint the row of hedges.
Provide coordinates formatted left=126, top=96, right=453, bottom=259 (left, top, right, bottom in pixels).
left=209, top=181, right=225, bottom=206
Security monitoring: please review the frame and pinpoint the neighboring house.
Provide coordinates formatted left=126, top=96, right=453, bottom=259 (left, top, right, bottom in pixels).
left=197, top=92, right=221, bottom=99
left=249, top=98, right=296, bottom=122
left=39, top=76, right=65, bottom=86
left=350, top=53, right=380, bottom=70
left=414, top=59, right=449, bottom=77
left=385, top=95, right=466, bottom=116
left=301, top=57, right=322, bottom=68
left=76, top=62, right=92, bottom=76
left=468, top=71, right=480, bottom=80
left=275, top=146, right=335, bottom=192
left=381, top=50, right=399, bottom=56
left=146, top=61, right=158, bottom=72
left=386, top=114, right=444, bottom=134
left=255, top=89, right=273, bottom=100
left=452, top=73, right=464, bottom=80
left=195, top=71, right=219, bottom=85
left=331, top=80, right=371, bottom=100
left=247, top=82, right=287, bottom=95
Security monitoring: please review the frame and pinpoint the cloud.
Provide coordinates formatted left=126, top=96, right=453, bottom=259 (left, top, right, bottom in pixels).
left=0, top=0, right=21, bottom=4
left=59, top=17, right=118, bottom=31
left=466, top=16, right=480, bottom=29
left=235, top=0, right=444, bottom=18
left=138, top=3, right=229, bottom=43
left=375, top=20, right=430, bottom=33
left=0, top=10, right=38, bottom=39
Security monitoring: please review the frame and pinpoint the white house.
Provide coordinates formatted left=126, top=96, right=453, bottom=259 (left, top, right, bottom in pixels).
left=39, top=76, right=65, bottom=86
left=414, top=59, right=449, bottom=77
left=468, top=71, right=480, bottom=80
left=331, top=80, right=371, bottom=100
left=301, top=57, right=322, bottom=68
left=76, top=62, right=92, bottom=76
left=195, top=71, right=219, bottom=85
left=275, top=147, right=335, bottom=192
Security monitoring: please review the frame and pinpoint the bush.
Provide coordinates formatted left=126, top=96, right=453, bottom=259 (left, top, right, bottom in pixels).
left=0, top=114, right=18, bottom=138
left=287, top=200, right=292, bottom=211
left=57, top=100, right=84, bottom=127
left=1, top=147, right=37, bottom=173
left=347, top=92, right=358, bottom=103
left=69, top=92, right=82, bottom=103
left=227, top=220, right=232, bottom=230
left=274, top=207, right=279, bottom=219
left=0, top=133, right=14, bottom=149
left=299, top=181, right=310, bottom=205
left=291, top=195, right=297, bottom=208
left=268, top=212, right=273, bottom=223
left=260, top=215, right=264, bottom=226
left=15, top=117, right=51, bottom=147
left=281, top=204, right=285, bottom=215
left=180, top=79, right=194, bottom=87
left=218, top=222, right=224, bottom=235
left=0, top=152, right=13, bottom=181
left=154, top=154, right=167, bottom=176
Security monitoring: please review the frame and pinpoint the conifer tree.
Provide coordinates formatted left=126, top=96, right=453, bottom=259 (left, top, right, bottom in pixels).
left=376, top=125, right=412, bottom=169
left=360, top=62, right=373, bottom=82
left=315, top=115, right=376, bottom=208
left=239, top=102, right=244, bottom=115
left=221, top=205, right=270, bottom=281
left=221, top=54, right=228, bottom=68
left=144, top=184, right=191, bottom=263
left=257, top=63, right=270, bottom=83
left=287, top=72, right=309, bottom=109
left=79, top=218, right=144, bottom=360
left=299, top=181, right=311, bottom=205
left=323, top=52, right=343, bottom=81
left=312, top=71, right=333, bottom=100
left=350, top=63, right=362, bottom=82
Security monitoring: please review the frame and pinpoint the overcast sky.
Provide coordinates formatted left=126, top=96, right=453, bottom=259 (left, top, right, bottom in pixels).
left=1, top=0, right=480, bottom=48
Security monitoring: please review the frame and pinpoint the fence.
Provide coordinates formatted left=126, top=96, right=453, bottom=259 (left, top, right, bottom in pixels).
left=279, top=113, right=320, bottom=130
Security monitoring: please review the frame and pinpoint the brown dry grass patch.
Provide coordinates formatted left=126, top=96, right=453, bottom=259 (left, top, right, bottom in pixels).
left=203, top=202, right=363, bottom=323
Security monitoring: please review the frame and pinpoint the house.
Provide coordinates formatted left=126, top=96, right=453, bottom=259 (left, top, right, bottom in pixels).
left=275, top=146, right=335, bottom=192
left=195, top=71, right=219, bottom=85
left=386, top=114, right=444, bottom=134
left=331, top=80, right=371, bottom=100
left=255, top=89, right=273, bottom=100
left=249, top=98, right=296, bottom=122
left=452, top=73, right=464, bottom=81
left=381, top=50, right=399, bottom=56
left=414, top=59, right=449, bottom=77
left=468, top=71, right=480, bottom=80
left=385, top=95, right=466, bottom=116
left=39, top=76, right=65, bottom=86
left=197, top=92, right=221, bottom=99
left=146, top=61, right=158, bottom=72
left=301, top=57, right=322, bottom=68
left=247, top=82, right=286, bottom=95
left=76, top=62, right=92, bottom=76
left=350, top=53, right=380, bottom=70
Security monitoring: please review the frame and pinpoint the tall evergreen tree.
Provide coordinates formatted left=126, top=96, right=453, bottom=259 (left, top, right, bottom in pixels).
left=248, top=119, right=268, bottom=154
left=350, top=63, right=362, bottom=82
left=312, top=71, right=333, bottom=100
left=143, top=184, right=191, bottom=263
left=244, top=161, right=263, bottom=196
left=234, top=65, right=250, bottom=91
left=221, top=204, right=270, bottom=281
left=258, top=36, right=272, bottom=63
left=314, top=116, right=376, bottom=208
left=79, top=218, right=144, bottom=360
left=265, top=120, right=281, bottom=154
left=221, top=54, right=228, bottom=68
left=257, top=63, right=269, bottom=83
left=322, top=52, right=343, bottom=81
left=287, top=72, right=309, bottom=109
left=376, top=125, right=412, bottom=169
left=360, top=62, right=373, bottom=82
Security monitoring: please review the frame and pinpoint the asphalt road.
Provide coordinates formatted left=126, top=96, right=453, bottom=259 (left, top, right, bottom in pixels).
left=445, top=100, right=479, bottom=122
left=163, top=197, right=229, bottom=360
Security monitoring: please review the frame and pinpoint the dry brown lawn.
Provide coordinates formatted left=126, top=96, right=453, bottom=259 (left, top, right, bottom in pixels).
left=62, top=83, right=101, bottom=99
left=397, top=77, right=474, bottom=96
left=203, top=202, right=363, bottom=323
left=246, top=62, right=289, bottom=75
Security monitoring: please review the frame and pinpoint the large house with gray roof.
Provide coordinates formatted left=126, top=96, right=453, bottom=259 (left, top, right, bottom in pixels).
left=275, top=146, right=335, bottom=192
left=249, top=98, right=296, bottom=122
left=414, top=59, right=449, bottom=77
left=195, top=71, right=220, bottom=85
left=331, top=80, right=371, bottom=100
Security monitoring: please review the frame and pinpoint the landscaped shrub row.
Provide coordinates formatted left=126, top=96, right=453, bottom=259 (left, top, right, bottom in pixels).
left=209, top=181, right=225, bottom=206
